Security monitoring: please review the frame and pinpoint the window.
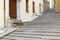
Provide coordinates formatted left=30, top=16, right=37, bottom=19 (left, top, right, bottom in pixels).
left=26, top=0, right=28, bottom=12
left=33, top=2, right=35, bottom=13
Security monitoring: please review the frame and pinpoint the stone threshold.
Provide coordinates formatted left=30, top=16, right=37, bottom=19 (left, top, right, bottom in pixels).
left=21, top=16, right=39, bottom=22
left=0, top=27, right=17, bottom=38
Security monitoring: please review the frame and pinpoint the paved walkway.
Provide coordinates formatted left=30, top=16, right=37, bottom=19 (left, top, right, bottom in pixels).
left=1, top=10, right=60, bottom=40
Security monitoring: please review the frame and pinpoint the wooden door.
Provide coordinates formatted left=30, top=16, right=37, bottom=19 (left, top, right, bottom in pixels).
left=9, top=0, right=17, bottom=19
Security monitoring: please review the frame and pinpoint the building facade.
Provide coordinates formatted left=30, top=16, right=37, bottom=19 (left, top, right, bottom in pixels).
left=0, top=0, right=57, bottom=37
left=5, top=0, right=44, bottom=22
left=0, top=0, right=44, bottom=34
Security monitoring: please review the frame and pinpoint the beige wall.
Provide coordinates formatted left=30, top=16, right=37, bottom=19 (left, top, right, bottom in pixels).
left=20, top=0, right=44, bottom=16
left=0, top=0, right=4, bottom=28
left=35, top=2, right=39, bottom=14
left=40, top=0, right=44, bottom=13
left=29, top=0, right=33, bottom=16
left=20, top=0, right=26, bottom=13
left=5, top=0, right=9, bottom=27
left=29, top=0, right=44, bottom=15
left=0, top=0, right=9, bottom=27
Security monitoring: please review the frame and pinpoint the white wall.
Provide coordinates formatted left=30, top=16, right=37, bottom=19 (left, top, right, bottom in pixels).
left=20, top=0, right=26, bottom=14
left=29, top=0, right=44, bottom=15
left=5, top=0, right=9, bottom=27
left=47, top=0, right=54, bottom=9
left=29, top=0, right=33, bottom=16
left=34, top=0, right=44, bottom=14
left=0, top=0, right=4, bottom=29
left=20, top=0, right=44, bottom=16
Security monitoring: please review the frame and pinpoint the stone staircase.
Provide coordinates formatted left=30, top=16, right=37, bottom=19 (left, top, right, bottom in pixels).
left=7, top=19, right=22, bottom=27
left=1, top=26, right=60, bottom=40
left=1, top=10, right=60, bottom=40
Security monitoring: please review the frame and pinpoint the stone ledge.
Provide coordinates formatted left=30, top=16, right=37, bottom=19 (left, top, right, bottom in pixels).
left=0, top=27, right=17, bottom=38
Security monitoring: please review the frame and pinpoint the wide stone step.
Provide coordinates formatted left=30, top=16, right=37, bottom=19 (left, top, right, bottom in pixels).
left=16, top=29, right=60, bottom=32
left=20, top=27, right=60, bottom=30
left=2, top=36, right=43, bottom=40
left=11, top=31, right=60, bottom=36
left=14, top=30, right=60, bottom=33
left=4, top=33, right=60, bottom=39
left=8, top=19, right=22, bottom=23
left=21, top=26, right=60, bottom=28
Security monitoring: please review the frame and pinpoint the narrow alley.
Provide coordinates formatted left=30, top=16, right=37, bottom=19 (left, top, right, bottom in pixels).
left=1, top=10, right=60, bottom=40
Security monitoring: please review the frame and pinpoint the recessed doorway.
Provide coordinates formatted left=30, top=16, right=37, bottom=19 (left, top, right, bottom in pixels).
left=9, top=0, right=17, bottom=19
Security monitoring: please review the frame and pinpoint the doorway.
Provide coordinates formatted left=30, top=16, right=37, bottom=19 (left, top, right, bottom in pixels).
left=26, top=0, right=29, bottom=13
left=9, top=0, right=17, bottom=19
left=33, top=2, right=35, bottom=13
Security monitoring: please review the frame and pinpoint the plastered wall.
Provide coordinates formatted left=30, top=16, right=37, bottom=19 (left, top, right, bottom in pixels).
left=20, top=0, right=26, bottom=13
left=20, top=0, right=44, bottom=16
left=0, top=0, right=4, bottom=29
left=5, top=0, right=9, bottom=27
left=28, top=0, right=33, bottom=16
left=34, top=0, right=44, bottom=14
